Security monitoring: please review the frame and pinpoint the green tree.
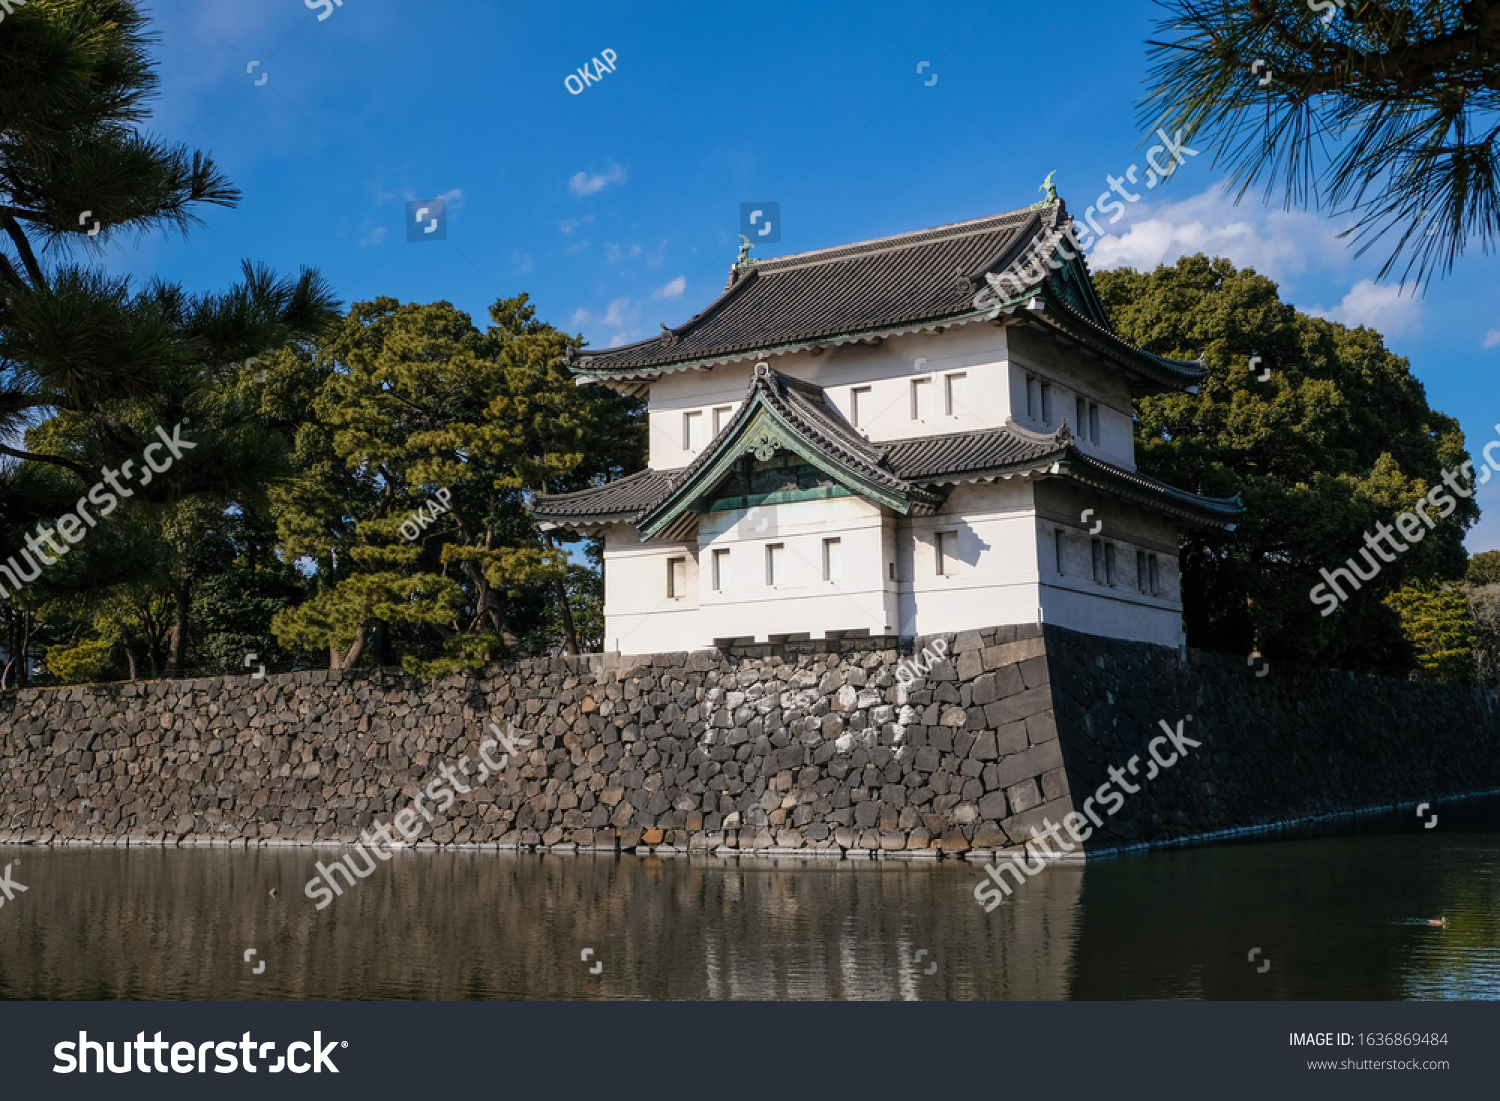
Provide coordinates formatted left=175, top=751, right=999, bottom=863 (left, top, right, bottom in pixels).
left=1096, top=253, right=1474, bottom=674
left=1142, top=0, right=1500, bottom=286
left=270, top=295, right=641, bottom=673
left=1385, top=582, right=1478, bottom=684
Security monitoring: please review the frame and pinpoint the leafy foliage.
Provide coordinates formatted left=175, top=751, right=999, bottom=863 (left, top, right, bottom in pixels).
left=1384, top=582, right=1478, bottom=684
left=1097, top=253, right=1474, bottom=672
left=1142, top=0, right=1500, bottom=286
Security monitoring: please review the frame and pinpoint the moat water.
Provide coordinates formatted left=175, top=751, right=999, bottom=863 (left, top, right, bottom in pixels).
left=2, top=799, right=1497, bottom=1000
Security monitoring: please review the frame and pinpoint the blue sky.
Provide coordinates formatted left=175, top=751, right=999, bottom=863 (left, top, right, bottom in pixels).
left=93, top=0, right=1500, bottom=550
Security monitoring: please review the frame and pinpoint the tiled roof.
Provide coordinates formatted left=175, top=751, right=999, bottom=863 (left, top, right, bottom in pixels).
left=531, top=468, right=674, bottom=523
left=884, top=424, right=1059, bottom=481
left=567, top=199, right=1209, bottom=392
left=532, top=368, right=1242, bottom=530
left=570, top=207, right=1042, bottom=375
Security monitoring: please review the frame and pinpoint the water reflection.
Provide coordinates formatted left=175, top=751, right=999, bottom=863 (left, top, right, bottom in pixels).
left=0, top=810, right=1495, bottom=1000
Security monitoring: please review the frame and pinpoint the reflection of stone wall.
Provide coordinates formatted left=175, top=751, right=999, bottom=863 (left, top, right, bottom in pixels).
left=1, top=622, right=1496, bottom=855
left=0, top=848, right=1083, bottom=999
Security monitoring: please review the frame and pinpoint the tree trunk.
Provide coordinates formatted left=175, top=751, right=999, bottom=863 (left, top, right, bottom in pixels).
left=166, top=580, right=190, bottom=678
left=542, top=531, right=580, bottom=655
left=333, top=630, right=367, bottom=671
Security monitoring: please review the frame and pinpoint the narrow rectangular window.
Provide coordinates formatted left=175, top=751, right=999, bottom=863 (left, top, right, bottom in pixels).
left=667, top=556, right=686, bottom=599
left=935, top=530, right=958, bottom=576
left=1089, top=402, right=1100, bottom=443
left=1148, top=554, right=1160, bottom=596
left=1092, top=539, right=1104, bottom=583
left=1026, top=375, right=1038, bottom=418
left=765, top=543, right=784, bottom=586
left=1076, top=396, right=1087, bottom=435
left=712, top=405, right=733, bottom=435
left=822, top=537, right=842, bottom=581
left=911, top=377, right=932, bottom=420
left=683, top=410, right=703, bottom=451
left=1137, top=550, right=1148, bottom=593
left=851, top=386, right=871, bottom=427
left=944, top=373, right=968, bottom=416
left=1104, top=543, right=1117, bottom=587
left=712, top=548, right=730, bottom=592
left=1056, top=530, right=1067, bottom=576
left=1041, top=383, right=1053, bottom=425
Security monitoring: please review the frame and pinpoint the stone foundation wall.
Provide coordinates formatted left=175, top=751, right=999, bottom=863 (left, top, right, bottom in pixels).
left=0, top=624, right=1496, bottom=857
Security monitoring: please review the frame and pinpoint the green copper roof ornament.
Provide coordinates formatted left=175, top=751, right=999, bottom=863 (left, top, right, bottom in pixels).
left=1030, top=170, right=1058, bottom=209
left=737, top=234, right=759, bottom=265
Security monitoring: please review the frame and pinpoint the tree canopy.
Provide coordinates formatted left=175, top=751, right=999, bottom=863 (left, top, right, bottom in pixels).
left=1141, top=0, right=1500, bottom=286
left=1096, top=252, right=1475, bottom=674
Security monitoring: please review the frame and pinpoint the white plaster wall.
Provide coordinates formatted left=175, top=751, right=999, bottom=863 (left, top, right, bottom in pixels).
left=695, top=495, right=896, bottom=644
left=895, top=478, right=1043, bottom=635
left=599, top=527, right=702, bottom=656
left=1006, top=325, right=1137, bottom=470
left=1032, top=478, right=1185, bottom=646
left=643, top=323, right=1141, bottom=473
left=644, top=325, right=1018, bottom=469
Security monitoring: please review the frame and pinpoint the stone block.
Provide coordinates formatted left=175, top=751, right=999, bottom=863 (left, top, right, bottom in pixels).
left=1005, top=778, right=1041, bottom=814
left=989, top=739, right=1064, bottom=790
left=1018, top=655, right=1050, bottom=689
left=981, top=637, right=1046, bottom=671
left=969, top=731, right=998, bottom=760
left=995, top=721, right=1029, bottom=756
left=1039, top=767, right=1069, bottom=802
left=1025, top=710, right=1058, bottom=746
left=999, top=796, right=1075, bottom=847
left=977, top=789, right=1008, bottom=820
left=983, top=686, right=1052, bottom=728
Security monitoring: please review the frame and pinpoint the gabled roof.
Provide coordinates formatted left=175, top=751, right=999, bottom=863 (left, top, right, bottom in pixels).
left=565, top=197, right=1209, bottom=396
left=532, top=366, right=1243, bottom=534
left=631, top=363, right=945, bottom=539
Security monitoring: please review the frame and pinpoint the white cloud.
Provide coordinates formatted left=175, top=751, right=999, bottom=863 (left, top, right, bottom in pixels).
left=1307, top=280, right=1423, bottom=336
left=653, top=276, right=686, bottom=300
left=569, top=161, right=627, bottom=197
left=608, top=330, right=643, bottom=347
left=1088, top=186, right=1349, bottom=280
left=604, top=242, right=643, bottom=264
left=559, top=215, right=593, bottom=235
left=601, top=298, right=634, bottom=327
left=572, top=298, right=636, bottom=329
left=508, top=252, right=534, bottom=275
left=1484, top=330, right=1500, bottom=349
left=358, top=226, right=387, bottom=247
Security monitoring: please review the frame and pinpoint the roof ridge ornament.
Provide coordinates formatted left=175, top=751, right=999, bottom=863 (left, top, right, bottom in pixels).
left=658, top=322, right=679, bottom=349
left=737, top=234, right=759, bottom=266
left=1055, top=417, right=1074, bottom=445
left=1029, top=170, right=1058, bottom=210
